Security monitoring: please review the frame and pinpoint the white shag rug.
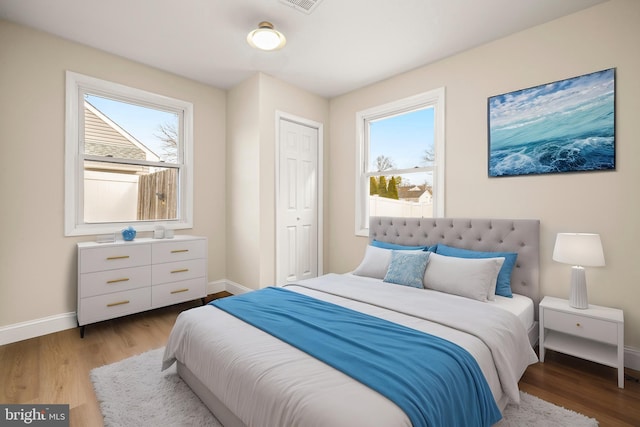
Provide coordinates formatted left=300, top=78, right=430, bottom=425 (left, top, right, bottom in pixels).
left=91, top=347, right=598, bottom=427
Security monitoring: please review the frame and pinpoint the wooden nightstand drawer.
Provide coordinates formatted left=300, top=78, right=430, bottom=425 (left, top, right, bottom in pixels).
left=544, top=309, right=618, bottom=345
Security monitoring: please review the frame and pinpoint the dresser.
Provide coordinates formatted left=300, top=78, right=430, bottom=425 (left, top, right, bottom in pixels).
left=539, top=296, right=624, bottom=388
left=77, top=235, right=207, bottom=337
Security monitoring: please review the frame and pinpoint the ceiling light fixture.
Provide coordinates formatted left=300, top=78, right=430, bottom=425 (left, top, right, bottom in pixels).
left=247, top=21, right=286, bottom=51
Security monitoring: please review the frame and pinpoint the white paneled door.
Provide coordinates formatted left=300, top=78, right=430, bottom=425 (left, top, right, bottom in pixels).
left=277, top=117, right=320, bottom=285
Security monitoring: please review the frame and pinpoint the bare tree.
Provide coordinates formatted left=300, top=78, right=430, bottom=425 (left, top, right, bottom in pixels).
left=375, top=155, right=395, bottom=171
left=154, top=122, right=178, bottom=162
left=423, top=148, right=434, bottom=164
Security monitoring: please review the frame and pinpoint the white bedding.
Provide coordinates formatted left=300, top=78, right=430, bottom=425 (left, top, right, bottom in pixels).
left=163, top=273, right=538, bottom=427
left=489, top=293, right=535, bottom=331
left=345, top=273, right=535, bottom=332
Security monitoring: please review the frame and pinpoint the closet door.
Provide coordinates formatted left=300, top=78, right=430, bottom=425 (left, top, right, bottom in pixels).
left=277, top=117, right=320, bottom=285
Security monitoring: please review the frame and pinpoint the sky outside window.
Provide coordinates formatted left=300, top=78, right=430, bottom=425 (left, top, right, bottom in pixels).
left=369, top=107, right=435, bottom=173
left=85, top=94, right=178, bottom=162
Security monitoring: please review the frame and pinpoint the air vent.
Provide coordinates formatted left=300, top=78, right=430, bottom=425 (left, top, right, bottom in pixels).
left=279, top=0, right=323, bottom=14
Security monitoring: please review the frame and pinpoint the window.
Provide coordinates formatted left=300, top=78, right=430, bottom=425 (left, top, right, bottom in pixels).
left=65, top=71, right=193, bottom=236
left=355, top=88, right=445, bottom=236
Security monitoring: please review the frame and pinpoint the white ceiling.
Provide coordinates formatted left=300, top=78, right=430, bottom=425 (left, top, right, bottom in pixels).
left=0, top=0, right=606, bottom=98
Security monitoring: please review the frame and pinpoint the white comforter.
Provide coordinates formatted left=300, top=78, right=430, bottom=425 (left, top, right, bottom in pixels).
left=163, top=274, right=538, bottom=427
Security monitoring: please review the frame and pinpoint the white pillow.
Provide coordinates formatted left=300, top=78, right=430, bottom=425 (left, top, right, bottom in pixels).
left=423, top=252, right=505, bottom=302
left=352, top=245, right=393, bottom=279
left=352, top=245, right=425, bottom=280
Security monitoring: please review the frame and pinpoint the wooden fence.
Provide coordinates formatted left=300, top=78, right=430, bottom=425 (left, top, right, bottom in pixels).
left=137, top=168, right=177, bottom=220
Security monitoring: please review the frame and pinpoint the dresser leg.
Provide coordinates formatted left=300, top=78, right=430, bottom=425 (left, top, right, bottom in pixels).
left=201, top=297, right=206, bottom=305
left=80, top=325, right=85, bottom=339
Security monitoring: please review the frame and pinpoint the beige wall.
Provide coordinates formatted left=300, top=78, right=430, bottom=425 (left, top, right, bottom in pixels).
left=226, top=74, right=261, bottom=287
left=0, top=20, right=227, bottom=328
left=328, top=0, right=640, bottom=349
left=226, top=73, right=330, bottom=288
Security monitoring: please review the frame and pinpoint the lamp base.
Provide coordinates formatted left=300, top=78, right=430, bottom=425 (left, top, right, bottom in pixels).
left=569, top=266, right=588, bottom=309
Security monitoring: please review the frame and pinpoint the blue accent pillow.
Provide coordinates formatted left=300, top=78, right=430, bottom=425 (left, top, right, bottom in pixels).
left=383, top=251, right=430, bottom=288
left=435, top=244, right=517, bottom=298
left=372, top=240, right=427, bottom=251
left=372, top=240, right=437, bottom=252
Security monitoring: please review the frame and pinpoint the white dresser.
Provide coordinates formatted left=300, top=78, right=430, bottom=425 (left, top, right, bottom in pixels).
left=77, top=235, right=207, bottom=337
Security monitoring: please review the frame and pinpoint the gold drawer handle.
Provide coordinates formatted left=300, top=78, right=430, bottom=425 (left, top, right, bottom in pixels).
left=107, top=255, right=130, bottom=260
left=107, top=278, right=130, bottom=284
left=576, top=323, right=581, bottom=327
left=171, top=249, right=189, bottom=253
left=171, top=288, right=189, bottom=294
left=171, top=268, right=189, bottom=274
left=107, top=300, right=130, bottom=307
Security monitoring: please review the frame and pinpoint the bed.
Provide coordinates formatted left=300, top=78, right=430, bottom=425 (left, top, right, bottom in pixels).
left=162, top=217, right=540, bottom=427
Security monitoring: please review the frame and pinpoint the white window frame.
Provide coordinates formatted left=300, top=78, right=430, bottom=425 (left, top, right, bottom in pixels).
left=64, top=71, right=194, bottom=236
left=355, top=88, right=445, bottom=236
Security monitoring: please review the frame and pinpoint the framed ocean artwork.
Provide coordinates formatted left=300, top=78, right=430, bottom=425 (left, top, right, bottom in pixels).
left=488, top=68, right=615, bottom=177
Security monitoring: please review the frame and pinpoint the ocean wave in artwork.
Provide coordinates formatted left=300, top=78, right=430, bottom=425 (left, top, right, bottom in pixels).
left=488, top=69, right=615, bottom=177
left=490, top=136, right=614, bottom=176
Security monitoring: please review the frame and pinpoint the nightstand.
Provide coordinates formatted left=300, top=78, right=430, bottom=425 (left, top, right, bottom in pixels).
left=539, top=296, right=624, bottom=388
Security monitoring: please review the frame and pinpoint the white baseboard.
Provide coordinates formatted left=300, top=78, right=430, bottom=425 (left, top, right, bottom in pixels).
left=0, top=312, right=77, bottom=346
left=207, top=279, right=226, bottom=295
left=625, top=346, right=640, bottom=371
left=207, top=279, right=252, bottom=296
left=223, top=280, right=253, bottom=295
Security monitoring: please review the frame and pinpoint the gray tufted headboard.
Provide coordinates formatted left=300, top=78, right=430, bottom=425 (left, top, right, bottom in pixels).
left=369, top=217, right=540, bottom=318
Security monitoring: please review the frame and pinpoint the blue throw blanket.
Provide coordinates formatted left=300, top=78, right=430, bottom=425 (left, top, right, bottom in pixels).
left=211, top=287, right=501, bottom=427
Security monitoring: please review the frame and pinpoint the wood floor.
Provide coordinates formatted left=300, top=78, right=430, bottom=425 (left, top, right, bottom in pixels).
left=1, top=292, right=638, bottom=427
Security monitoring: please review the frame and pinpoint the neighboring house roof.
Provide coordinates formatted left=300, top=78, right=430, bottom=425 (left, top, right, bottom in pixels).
left=398, top=185, right=432, bottom=201
left=84, top=101, right=160, bottom=162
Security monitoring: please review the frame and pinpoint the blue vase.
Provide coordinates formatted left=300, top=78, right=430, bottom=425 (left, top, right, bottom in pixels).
left=122, top=226, right=136, bottom=241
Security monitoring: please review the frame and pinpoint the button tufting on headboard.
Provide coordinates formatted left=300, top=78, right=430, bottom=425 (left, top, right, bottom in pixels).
left=368, top=216, right=540, bottom=319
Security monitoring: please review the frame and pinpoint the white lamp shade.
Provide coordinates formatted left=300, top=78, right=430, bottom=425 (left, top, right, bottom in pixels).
left=553, top=233, right=605, bottom=267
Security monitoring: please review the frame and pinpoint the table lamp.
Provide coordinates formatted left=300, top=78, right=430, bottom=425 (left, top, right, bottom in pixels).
left=552, top=233, right=605, bottom=309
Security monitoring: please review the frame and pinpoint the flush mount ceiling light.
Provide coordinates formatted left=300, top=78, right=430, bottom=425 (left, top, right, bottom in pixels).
left=247, top=21, right=286, bottom=51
